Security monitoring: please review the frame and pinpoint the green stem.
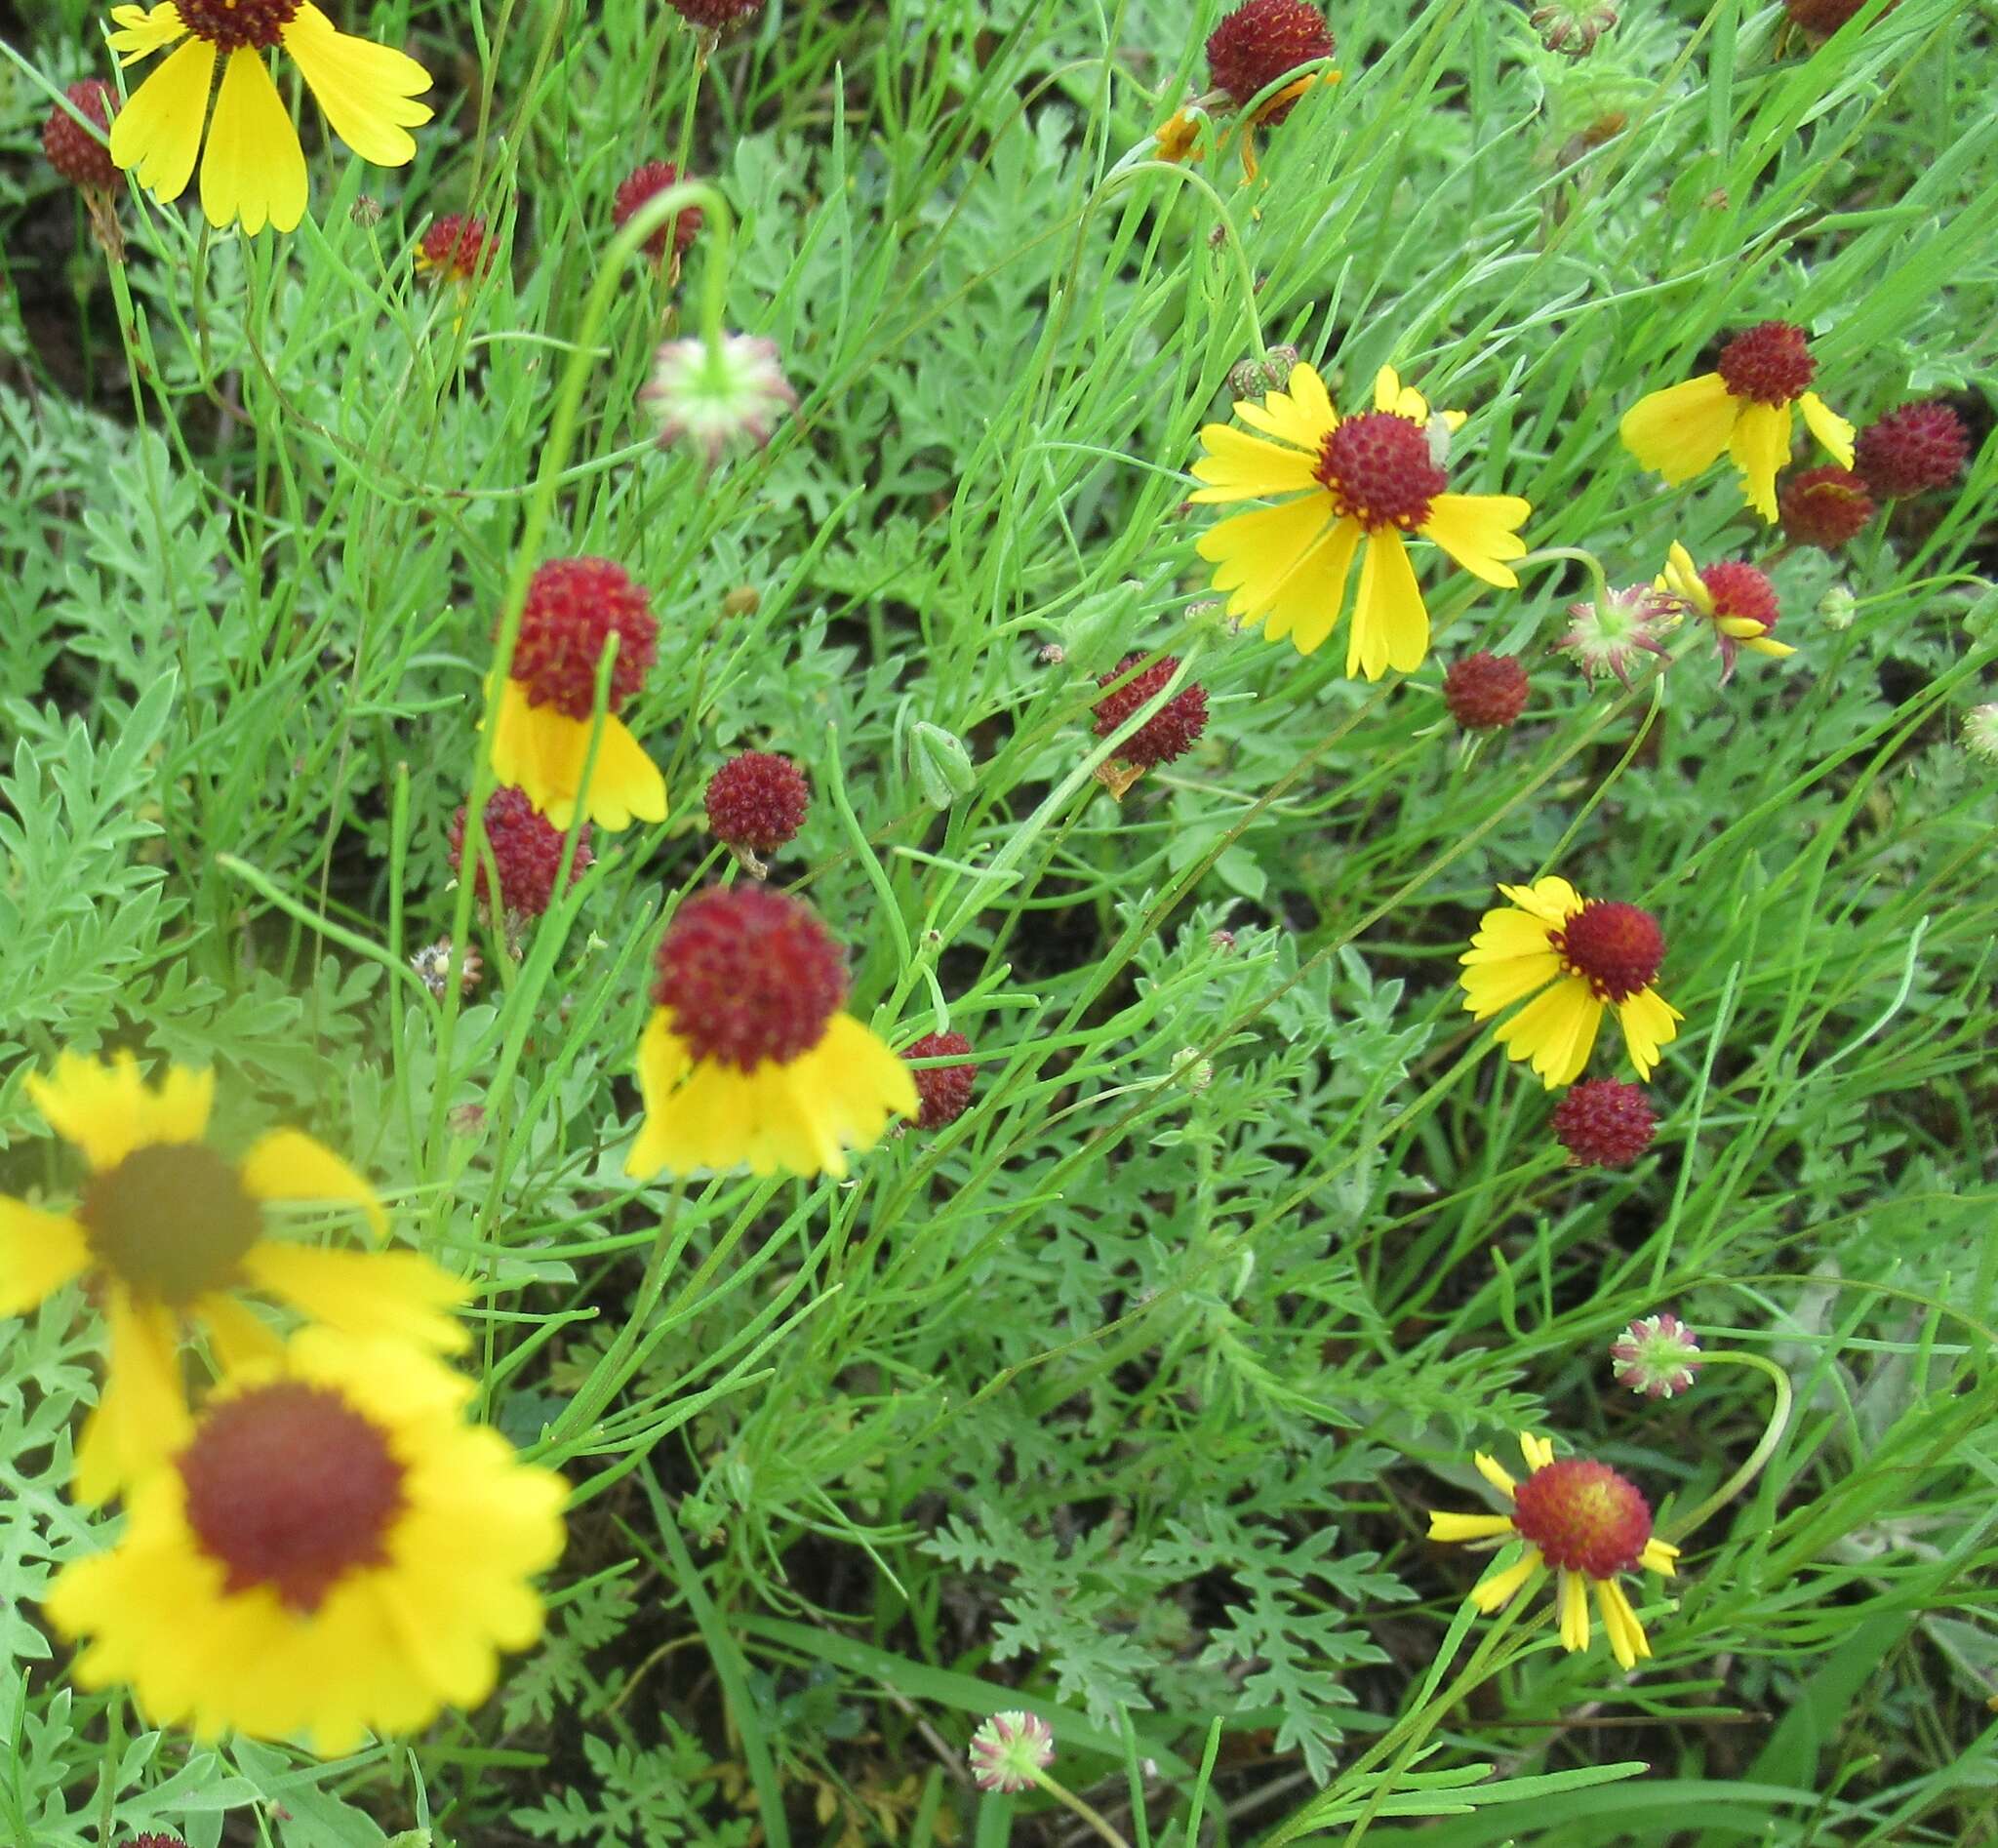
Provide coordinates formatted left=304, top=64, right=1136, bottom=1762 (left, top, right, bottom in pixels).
left=1660, top=1349, right=1793, bottom=1545
left=1026, top=1765, right=1135, bottom=1848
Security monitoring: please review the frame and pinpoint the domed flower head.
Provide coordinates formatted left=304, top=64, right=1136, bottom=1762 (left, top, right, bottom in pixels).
left=1619, top=321, right=1854, bottom=522
left=104, top=1, right=432, bottom=235
left=904, top=1030, right=977, bottom=1131
left=613, top=160, right=703, bottom=262
left=666, top=0, right=766, bottom=26
left=1779, top=464, right=1874, bottom=550
left=448, top=784, right=592, bottom=919
left=1552, top=1077, right=1657, bottom=1167
left=45, top=1329, right=566, bottom=1754
left=1853, top=401, right=1972, bottom=499
left=417, top=212, right=497, bottom=285
left=704, top=750, right=810, bottom=861
left=1655, top=542, right=1793, bottom=684
left=626, top=887, right=918, bottom=1181
left=1191, top=362, right=1531, bottom=680
left=1443, top=652, right=1530, bottom=731
left=1610, top=1312, right=1704, bottom=1399
left=0, top=1051, right=468, bottom=1503
left=1459, top=876, right=1683, bottom=1087
left=44, top=79, right=121, bottom=193
left=1093, top=654, right=1210, bottom=768
left=489, top=558, right=668, bottom=832
left=1427, top=1432, right=1680, bottom=1670
left=1206, top=0, right=1335, bottom=122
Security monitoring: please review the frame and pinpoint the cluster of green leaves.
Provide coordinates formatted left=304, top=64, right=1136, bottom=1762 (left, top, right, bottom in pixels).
left=1, top=0, right=1995, bottom=1841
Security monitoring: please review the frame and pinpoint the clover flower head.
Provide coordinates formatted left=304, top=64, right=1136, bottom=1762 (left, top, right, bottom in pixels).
left=642, top=332, right=798, bottom=465
left=1962, top=703, right=1998, bottom=766
left=1557, top=584, right=1679, bottom=689
left=1610, top=1311, right=1705, bottom=1398
left=968, top=1710, right=1056, bottom=1792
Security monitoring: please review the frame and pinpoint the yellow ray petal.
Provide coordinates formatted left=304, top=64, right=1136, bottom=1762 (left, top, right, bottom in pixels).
left=1462, top=905, right=1560, bottom=961
left=239, top=1242, right=471, bottom=1351
left=1188, top=423, right=1322, bottom=502
left=108, top=34, right=216, bottom=207
left=1798, top=390, right=1856, bottom=469
left=237, top=1128, right=386, bottom=1240
left=1616, top=986, right=1684, bottom=1080
left=1497, top=877, right=1582, bottom=926
left=1596, top=1577, right=1650, bottom=1668
left=1655, top=541, right=1712, bottom=614
left=1373, top=365, right=1427, bottom=420
left=1519, top=1433, right=1555, bottom=1471
left=1265, top=517, right=1360, bottom=654
left=487, top=678, right=667, bottom=832
left=1474, top=1450, right=1519, bottom=1497
left=1196, top=495, right=1339, bottom=624
left=194, top=1292, right=285, bottom=1372
left=1493, top=977, right=1601, bottom=1088
left=1345, top=529, right=1428, bottom=681
left=1557, top=1568, right=1591, bottom=1652
left=200, top=47, right=306, bottom=233
left=1468, top=1548, right=1540, bottom=1614
left=626, top=1011, right=695, bottom=1180
left=1728, top=400, right=1791, bottom=523
left=1420, top=493, right=1532, bottom=587
left=1618, top=373, right=1737, bottom=484
left=107, top=3, right=189, bottom=60
left=0, top=1199, right=93, bottom=1316
left=1427, top=1510, right=1518, bottom=1543
left=25, top=1052, right=213, bottom=1173
left=75, top=1288, right=189, bottom=1505
left=1640, top=1537, right=1680, bottom=1577
left=1458, top=949, right=1564, bottom=1019
left=1234, top=362, right=1337, bottom=450
left=280, top=3, right=433, bottom=168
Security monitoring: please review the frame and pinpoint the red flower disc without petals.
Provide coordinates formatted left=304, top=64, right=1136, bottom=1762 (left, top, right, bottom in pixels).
left=1551, top=1079, right=1657, bottom=1167
left=509, top=558, right=659, bottom=720
left=651, top=886, right=849, bottom=1069
left=1206, top=0, right=1336, bottom=118
left=43, top=80, right=119, bottom=192
left=1093, top=655, right=1210, bottom=768
left=613, top=161, right=703, bottom=261
left=1715, top=321, right=1815, bottom=407
left=448, top=785, right=593, bottom=917
left=1779, top=465, right=1875, bottom=549
left=665, top=0, right=766, bottom=26
left=1700, top=561, right=1779, bottom=631
left=1551, top=901, right=1665, bottom=1003
left=1443, top=653, right=1530, bottom=731
left=904, top=1030, right=977, bottom=1130
left=420, top=213, right=496, bottom=282
left=704, top=751, right=810, bottom=853
left=1854, top=401, right=1971, bottom=499
left=1510, top=1457, right=1655, bottom=1578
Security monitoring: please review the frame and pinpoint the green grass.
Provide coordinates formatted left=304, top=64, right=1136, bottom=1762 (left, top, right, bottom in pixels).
left=2, top=0, right=1996, bottom=1841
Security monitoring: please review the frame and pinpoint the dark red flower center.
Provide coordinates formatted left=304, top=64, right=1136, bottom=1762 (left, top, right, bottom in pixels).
left=1551, top=1078, right=1658, bottom=1168
left=651, top=886, right=849, bottom=1069
left=613, top=161, right=705, bottom=261
left=79, top=1142, right=264, bottom=1308
left=1092, top=655, right=1210, bottom=769
left=1206, top=0, right=1337, bottom=111
left=1550, top=899, right=1664, bottom=1003
left=177, top=0, right=301, bottom=50
left=1698, top=561, right=1779, bottom=631
left=509, top=558, right=659, bottom=720
left=904, top=1030, right=977, bottom=1131
left=180, top=1382, right=405, bottom=1612
left=1314, top=412, right=1447, bottom=532
left=420, top=213, right=494, bottom=283
left=1716, top=320, right=1815, bottom=407
left=1510, top=1457, right=1654, bottom=1577
left=704, top=751, right=811, bottom=853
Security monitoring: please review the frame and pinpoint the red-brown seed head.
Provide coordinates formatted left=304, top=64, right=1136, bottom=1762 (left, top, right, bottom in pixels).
left=1779, top=465, right=1875, bottom=549
left=1093, top=655, right=1210, bottom=768
left=1314, top=412, right=1447, bottom=532
left=1551, top=900, right=1665, bottom=1003
left=179, top=1382, right=405, bottom=1611
left=509, top=558, right=659, bottom=719
left=420, top=213, right=496, bottom=283
left=904, top=1030, right=977, bottom=1130
left=448, top=785, right=592, bottom=917
left=651, top=887, right=849, bottom=1069
left=1443, top=653, right=1530, bottom=731
left=665, top=0, right=766, bottom=26
left=177, top=0, right=300, bottom=49
left=43, top=80, right=118, bottom=193
left=704, top=751, right=810, bottom=854
left=1699, top=561, right=1779, bottom=633
left=1854, top=401, right=1971, bottom=499
left=1552, top=1078, right=1657, bottom=1167
left=1510, top=1456, right=1654, bottom=1577
left=613, top=161, right=704, bottom=261
left=1206, top=0, right=1336, bottom=118
left=1715, top=321, right=1816, bottom=407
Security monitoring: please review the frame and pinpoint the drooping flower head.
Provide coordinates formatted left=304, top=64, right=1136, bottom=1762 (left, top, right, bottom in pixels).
left=45, top=1330, right=566, bottom=1754
left=1093, top=654, right=1210, bottom=768
left=44, top=80, right=120, bottom=193
left=1427, top=1432, right=1680, bottom=1670
left=704, top=751, right=811, bottom=859
left=1619, top=321, right=1854, bottom=522
left=626, top=887, right=917, bottom=1181
left=1443, top=652, right=1530, bottom=731
left=641, top=332, right=798, bottom=466
left=1552, top=1078, right=1657, bottom=1168
left=0, top=1052, right=467, bottom=1502
left=1557, top=583, right=1680, bottom=689
left=967, top=1710, right=1056, bottom=1793
left=1655, top=542, right=1793, bottom=684
left=1779, top=465, right=1875, bottom=550
left=104, top=1, right=432, bottom=235
left=488, top=558, right=668, bottom=832
left=613, top=160, right=703, bottom=262
left=1610, top=1312, right=1704, bottom=1398
left=1459, top=876, right=1683, bottom=1088
left=417, top=212, right=498, bottom=284
left=448, top=784, right=593, bottom=918
left=1206, top=0, right=1335, bottom=121
left=904, top=1030, right=978, bottom=1131
left=1854, top=401, right=1971, bottom=499
left=1191, top=363, right=1531, bottom=680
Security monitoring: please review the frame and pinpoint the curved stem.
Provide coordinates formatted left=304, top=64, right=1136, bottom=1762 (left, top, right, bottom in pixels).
left=1659, top=1348, right=1793, bottom=1545
left=1514, top=544, right=1611, bottom=605
left=1025, top=1766, right=1134, bottom=1848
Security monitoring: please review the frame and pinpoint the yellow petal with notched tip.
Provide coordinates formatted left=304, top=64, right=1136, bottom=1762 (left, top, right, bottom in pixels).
left=1618, top=373, right=1736, bottom=484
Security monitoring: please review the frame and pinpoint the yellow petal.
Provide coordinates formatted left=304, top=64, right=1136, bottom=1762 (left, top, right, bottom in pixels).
left=1618, top=373, right=1737, bottom=484
left=236, top=1128, right=386, bottom=1240
left=1458, top=949, right=1564, bottom=1019
left=1264, top=517, right=1360, bottom=655
left=1234, top=363, right=1337, bottom=450
left=1493, top=977, right=1601, bottom=1088
left=1656, top=541, right=1713, bottom=613
left=487, top=678, right=667, bottom=832
left=107, top=3, right=189, bottom=60
left=108, top=34, right=216, bottom=206
left=1461, top=904, right=1560, bottom=962
left=1188, top=423, right=1322, bottom=502
left=0, top=1199, right=92, bottom=1316
left=1345, top=529, right=1427, bottom=681
left=1196, top=495, right=1338, bottom=624
left=279, top=3, right=433, bottom=168
left=200, top=47, right=306, bottom=233
left=1798, top=391, right=1856, bottom=469
left=1497, top=877, right=1583, bottom=926
left=1428, top=1510, right=1518, bottom=1544
left=239, top=1242, right=471, bottom=1351
left=1596, top=1577, right=1649, bottom=1668
left=1419, top=493, right=1532, bottom=588
left=1640, top=1537, right=1680, bottom=1577
left=1728, top=399, right=1791, bottom=523
left=1474, top=1450, right=1519, bottom=1497
left=1616, top=985, right=1683, bottom=1081
left=75, top=1288, right=189, bottom=1505
left=1557, top=1568, right=1591, bottom=1652
left=1468, top=1548, right=1540, bottom=1614
left=194, top=1292, right=285, bottom=1372
left=1519, top=1433, right=1555, bottom=1471
left=25, top=1051, right=213, bottom=1172
left=1373, top=365, right=1428, bottom=420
